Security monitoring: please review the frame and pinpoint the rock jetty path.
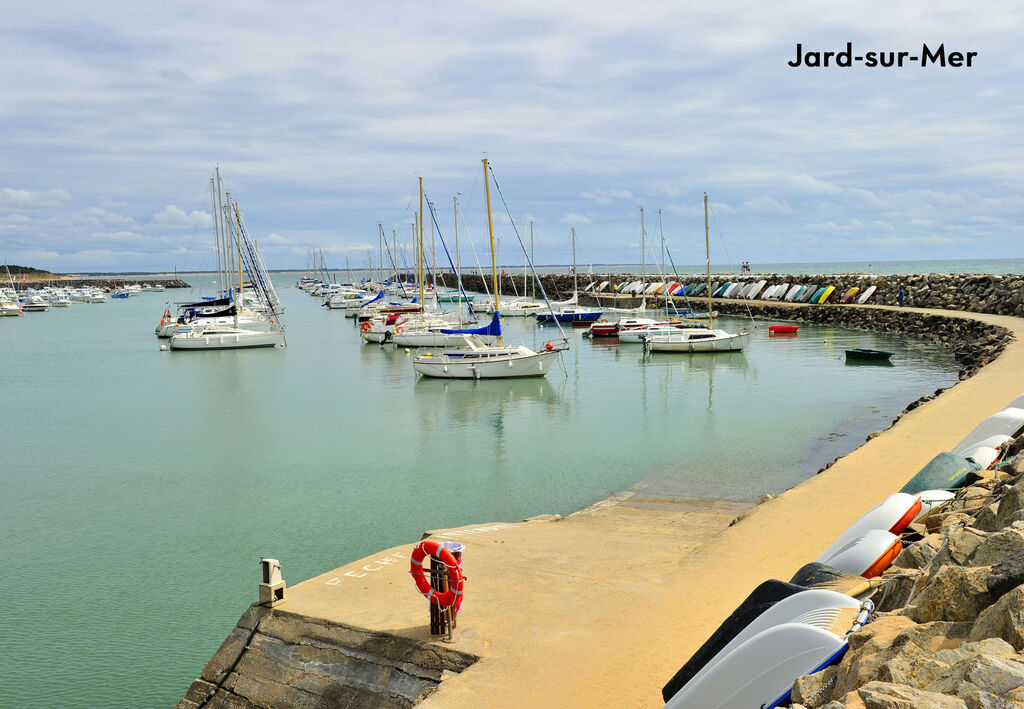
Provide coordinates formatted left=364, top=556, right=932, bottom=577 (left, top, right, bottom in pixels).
left=178, top=304, right=1024, bottom=709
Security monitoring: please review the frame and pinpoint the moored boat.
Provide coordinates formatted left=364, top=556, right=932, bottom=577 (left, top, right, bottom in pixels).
left=845, top=348, right=894, bottom=361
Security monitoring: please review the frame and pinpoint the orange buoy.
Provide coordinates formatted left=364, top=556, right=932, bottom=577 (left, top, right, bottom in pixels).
left=410, top=540, right=464, bottom=609
left=545, top=342, right=553, bottom=351
left=395, top=326, right=404, bottom=334
left=360, top=321, right=372, bottom=332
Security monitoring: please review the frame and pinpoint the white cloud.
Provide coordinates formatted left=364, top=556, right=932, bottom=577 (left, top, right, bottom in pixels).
left=561, top=213, right=592, bottom=225
left=0, top=188, right=71, bottom=210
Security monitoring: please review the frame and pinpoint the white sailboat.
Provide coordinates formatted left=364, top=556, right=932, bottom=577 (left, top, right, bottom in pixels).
left=413, top=159, right=567, bottom=379
left=644, top=194, right=749, bottom=353
left=170, top=173, right=284, bottom=351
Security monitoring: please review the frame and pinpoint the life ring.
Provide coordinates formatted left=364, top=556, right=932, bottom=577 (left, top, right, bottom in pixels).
left=410, top=540, right=463, bottom=609
left=395, top=326, right=404, bottom=334
left=600, top=318, right=608, bottom=323
left=360, top=322, right=371, bottom=332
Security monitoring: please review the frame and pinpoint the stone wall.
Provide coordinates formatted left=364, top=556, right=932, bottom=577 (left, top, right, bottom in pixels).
left=13, top=278, right=190, bottom=291
left=176, top=605, right=476, bottom=709
left=451, top=272, right=1024, bottom=317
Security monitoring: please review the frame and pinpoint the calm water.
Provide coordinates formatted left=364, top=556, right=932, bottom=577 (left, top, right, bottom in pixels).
left=1, top=281, right=959, bottom=708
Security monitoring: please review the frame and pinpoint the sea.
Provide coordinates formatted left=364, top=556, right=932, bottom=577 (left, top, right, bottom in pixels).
left=0, top=263, right=972, bottom=707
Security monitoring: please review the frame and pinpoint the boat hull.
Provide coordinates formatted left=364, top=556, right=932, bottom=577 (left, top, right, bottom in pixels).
left=413, top=348, right=559, bottom=379
left=647, top=332, right=749, bottom=352
left=169, top=329, right=283, bottom=350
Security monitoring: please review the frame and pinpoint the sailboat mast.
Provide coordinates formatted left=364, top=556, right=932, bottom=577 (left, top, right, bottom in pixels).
left=211, top=177, right=221, bottom=295
left=233, top=202, right=244, bottom=326
left=529, top=220, right=534, bottom=300
left=454, top=196, right=462, bottom=315
left=640, top=206, right=646, bottom=294
left=572, top=227, right=578, bottom=296
left=482, top=158, right=500, bottom=344
left=418, top=178, right=425, bottom=308
left=659, top=209, right=665, bottom=282
left=705, top=192, right=712, bottom=330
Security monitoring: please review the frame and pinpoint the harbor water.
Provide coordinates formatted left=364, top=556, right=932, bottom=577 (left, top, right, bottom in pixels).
left=1, top=279, right=959, bottom=708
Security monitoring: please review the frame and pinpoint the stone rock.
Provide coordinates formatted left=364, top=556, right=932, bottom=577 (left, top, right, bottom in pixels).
left=969, top=586, right=1024, bottom=650
left=792, top=665, right=838, bottom=707
left=986, top=550, right=1024, bottom=600
left=874, top=570, right=925, bottom=613
left=932, top=529, right=985, bottom=568
left=831, top=618, right=971, bottom=697
left=974, top=505, right=1003, bottom=533
left=972, top=529, right=1024, bottom=567
left=996, top=485, right=1024, bottom=527
left=856, top=680, right=967, bottom=708
left=1010, top=451, right=1024, bottom=475
left=927, top=653, right=1024, bottom=698
left=904, top=566, right=993, bottom=623
left=894, top=535, right=941, bottom=570
left=961, top=689, right=1019, bottom=708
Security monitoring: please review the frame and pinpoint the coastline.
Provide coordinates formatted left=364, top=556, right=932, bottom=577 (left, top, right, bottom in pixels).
left=177, top=302, right=1020, bottom=708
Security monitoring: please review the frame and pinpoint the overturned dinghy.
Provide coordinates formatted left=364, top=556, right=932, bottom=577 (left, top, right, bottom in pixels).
left=900, top=451, right=981, bottom=495
left=951, top=407, right=1024, bottom=457
left=662, top=585, right=873, bottom=708
left=818, top=529, right=903, bottom=578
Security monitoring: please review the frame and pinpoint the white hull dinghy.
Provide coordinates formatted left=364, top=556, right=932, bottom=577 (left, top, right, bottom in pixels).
left=817, top=529, right=902, bottom=578
left=664, top=590, right=873, bottom=708
left=951, top=408, right=1024, bottom=457
left=815, top=492, right=921, bottom=564
left=643, top=328, right=749, bottom=353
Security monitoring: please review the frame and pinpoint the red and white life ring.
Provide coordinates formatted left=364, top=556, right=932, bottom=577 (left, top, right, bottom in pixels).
left=410, top=540, right=464, bottom=609
left=395, top=326, right=404, bottom=334
left=360, top=322, right=372, bottom=332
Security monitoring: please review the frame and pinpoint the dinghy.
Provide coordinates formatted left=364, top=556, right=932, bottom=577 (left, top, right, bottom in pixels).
left=856, top=285, right=877, bottom=304
left=815, top=492, right=921, bottom=563
left=768, top=325, right=799, bottom=334
left=951, top=408, right=1024, bottom=456
left=818, top=529, right=902, bottom=578
left=900, top=451, right=980, bottom=494
left=914, top=490, right=957, bottom=522
left=959, top=445, right=999, bottom=470
left=663, top=588, right=873, bottom=708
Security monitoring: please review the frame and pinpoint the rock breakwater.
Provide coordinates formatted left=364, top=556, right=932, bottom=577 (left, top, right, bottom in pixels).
left=790, top=444, right=1024, bottom=708
left=454, top=272, right=1024, bottom=317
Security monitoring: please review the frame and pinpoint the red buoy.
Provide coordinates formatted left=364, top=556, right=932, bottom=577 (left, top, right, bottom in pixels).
left=545, top=342, right=553, bottom=351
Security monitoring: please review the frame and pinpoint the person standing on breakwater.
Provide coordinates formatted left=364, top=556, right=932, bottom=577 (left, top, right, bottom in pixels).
left=898, top=287, right=906, bottom=306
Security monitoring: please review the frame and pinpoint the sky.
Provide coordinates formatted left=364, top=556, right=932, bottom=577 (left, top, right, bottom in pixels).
left=1, top=0, right=1022, bottom=272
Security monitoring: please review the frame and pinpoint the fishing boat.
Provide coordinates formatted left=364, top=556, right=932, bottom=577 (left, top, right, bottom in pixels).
left=413, top=159, right=568, bottom=379
left=23, top=295, right=51, bottom=311
left=844, top=348, right=893, bottom=361
left=644, top=193, right=749, bottom=353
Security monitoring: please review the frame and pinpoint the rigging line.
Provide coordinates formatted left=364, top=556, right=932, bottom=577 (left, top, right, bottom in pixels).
left=487, top=163, right=569, bottom=346
left=708, top=198, right=758, bottom=330
left=455, top=197, right=491, bottom=299
left=423, top=193, right=472, bottom=310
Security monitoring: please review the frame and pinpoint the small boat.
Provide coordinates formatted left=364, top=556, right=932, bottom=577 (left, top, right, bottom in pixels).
left=169, top=326, right=284, bottom=350
left=900, top=452, right=980, bottom=495
left=768, top=325, right=799, bottom=334
left=845, top=348, right=893, bottom=361
left=951, top=407, right=1024, bottom=457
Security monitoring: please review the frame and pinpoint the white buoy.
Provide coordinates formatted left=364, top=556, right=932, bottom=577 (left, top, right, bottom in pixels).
left=404, top=348, right=410, bottom=354
left=160, top=344, right=168, bottom=351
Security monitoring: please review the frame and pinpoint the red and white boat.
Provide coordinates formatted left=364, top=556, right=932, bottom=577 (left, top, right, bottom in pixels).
left=585, top=317, right=660, bottom=338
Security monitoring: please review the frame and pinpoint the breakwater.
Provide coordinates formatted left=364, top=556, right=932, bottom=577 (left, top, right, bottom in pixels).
left=13, top=277, right=190, bottom=291
left=453, top=272, right=1024, bottom=317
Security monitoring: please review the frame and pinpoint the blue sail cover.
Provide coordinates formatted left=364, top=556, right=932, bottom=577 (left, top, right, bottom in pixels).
left=440, top=312, right=502, bottom=336
left=359, top=291, right=383, bottom=308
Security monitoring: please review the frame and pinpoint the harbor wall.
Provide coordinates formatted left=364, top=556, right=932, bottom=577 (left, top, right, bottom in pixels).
left=453, top=272, right=1024, bottom=317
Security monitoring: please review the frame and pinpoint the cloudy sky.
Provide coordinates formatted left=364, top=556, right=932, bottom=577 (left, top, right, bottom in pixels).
left=1, top=1, right=1021, bottom=272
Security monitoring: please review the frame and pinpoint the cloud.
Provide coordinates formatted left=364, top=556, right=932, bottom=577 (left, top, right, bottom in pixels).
left=0, top=188, right=71, bottom=210
left=561, top=213, right=592, bottom=225
left=579, top=189, right=635, bottom=204
left=151, top=205, right=213, bottom=229
left=743, top=197, right=793, bottom=215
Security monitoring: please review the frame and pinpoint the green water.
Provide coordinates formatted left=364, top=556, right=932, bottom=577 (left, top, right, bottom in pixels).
left=0, top=283, right=958, bottom=707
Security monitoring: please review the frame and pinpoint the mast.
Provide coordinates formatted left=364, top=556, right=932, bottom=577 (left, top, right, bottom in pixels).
left=705, top=193, right=712, bottom=330
left=531, top=221, right=535, bottom=300
left=211, top=177, right=221, bottom=295
left=454, top=195, right=462, bottom=317
left=482, top=158, right=500, bottom=344
left=659, top=209, right=665, bottom=283
left=215, top=168, right=226, bottom=296
left=233, top=201, right=244, bottom=327
left=571, top=227, right=578, bottom=297
left=418, top=177, right=425, bottom=308
left=640, top=207, right=646, bottom=298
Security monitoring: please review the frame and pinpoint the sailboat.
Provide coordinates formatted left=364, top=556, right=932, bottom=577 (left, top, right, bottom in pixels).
left=413, top=159, right=567, bottom=379
left=170, top=174, right=285, bottom=350
left=643, top=194, right=749, bottom=353
left=535, top=227, right=602, bottom=325
left=1, top=263, right=23, bottom=316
